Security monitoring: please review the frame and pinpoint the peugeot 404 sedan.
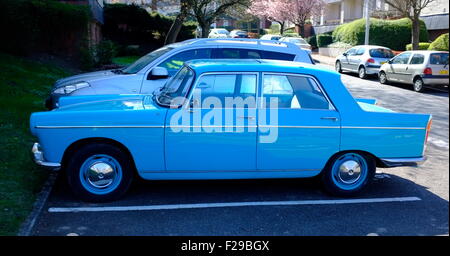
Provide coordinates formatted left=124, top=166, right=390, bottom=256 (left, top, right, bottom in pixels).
left=31, top=59, right=432, bottom=202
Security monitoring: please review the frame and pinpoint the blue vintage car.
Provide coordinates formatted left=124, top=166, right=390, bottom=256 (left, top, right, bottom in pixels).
left=30, top=59, right=432, bottom=202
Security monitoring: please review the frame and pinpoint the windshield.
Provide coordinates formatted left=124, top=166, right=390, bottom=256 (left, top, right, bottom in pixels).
left=123, top=46, right=174, bottom=74
left=156, top=66, right=195, bottom=107
left=429, top=53, right=449, bottom=65
left=369, top=48, right=394, bottom=58
left=290, top=38, right=307, bottom=44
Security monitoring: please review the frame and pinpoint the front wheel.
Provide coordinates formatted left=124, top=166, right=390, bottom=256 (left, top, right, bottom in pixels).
left=321, top=152, right=375, bottom=197
left=335, top=61, right=342, bottom=73
left=379, top=71, right=389, bottom=84
left=66, top=143, right=134, bottom=202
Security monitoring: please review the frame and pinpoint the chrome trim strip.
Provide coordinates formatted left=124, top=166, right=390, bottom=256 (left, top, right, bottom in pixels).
left=260, top=125, right=339, bottom=129
left=380, top=157, right=426, bottom=168
left=35, top=125, right=164, bottom=129
left=342, top=126, right=425, bottom=130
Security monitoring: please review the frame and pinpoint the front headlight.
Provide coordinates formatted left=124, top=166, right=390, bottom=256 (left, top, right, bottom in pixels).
left=53, top=82, right=90, bottom=94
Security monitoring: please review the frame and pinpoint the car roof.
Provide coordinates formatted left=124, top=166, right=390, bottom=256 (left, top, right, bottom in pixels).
left=352, top=45, right=392, bottom=50
left=181, top=38, right=299, bottom=50
left=185, top=59, right=334, bottom=75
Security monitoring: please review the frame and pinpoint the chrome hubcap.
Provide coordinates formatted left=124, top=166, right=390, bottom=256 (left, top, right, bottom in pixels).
left=87, top=162, right=116, bottom=188
left=415, top=80, right=423, bottom=91
left=338, top=160, right=362, bottom=184
left=380, top=73, right=386, bottom=82
left=79, top=154, right=122, bottom=195
left=359, top=68, right=365, bottom=77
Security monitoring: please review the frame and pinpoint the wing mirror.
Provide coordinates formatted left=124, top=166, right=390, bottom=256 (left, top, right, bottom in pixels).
left=148, top=67, right=169, bottom=80
left=343, top=52, right=348, bottom=56
left=388, top=59, right=393, bottom=64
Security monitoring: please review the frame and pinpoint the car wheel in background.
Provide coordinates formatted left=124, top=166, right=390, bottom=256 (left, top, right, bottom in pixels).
left=66, top=143, right=134, bottom=202
left=413, top=77, right=426, bottom=92
left=321, top=152, right=375, bottom=197
left=335, top=61, right=342, bottom=73
left=358, top=66, right=367, bottom=79
left=379, top=71, right=389, bottom=84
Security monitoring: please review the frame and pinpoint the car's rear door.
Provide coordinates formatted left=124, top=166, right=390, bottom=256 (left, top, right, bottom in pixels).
left=257, top=73, right=341, bottom=171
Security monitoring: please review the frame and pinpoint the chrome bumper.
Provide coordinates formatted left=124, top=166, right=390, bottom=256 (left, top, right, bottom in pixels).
left=380, top=157, right=427, bottom=168
left=32, top=143, right=61, bottom=171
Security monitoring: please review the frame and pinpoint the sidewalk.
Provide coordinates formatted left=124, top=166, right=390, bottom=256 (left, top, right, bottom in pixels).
left=310, top=52, right=336, bottom=66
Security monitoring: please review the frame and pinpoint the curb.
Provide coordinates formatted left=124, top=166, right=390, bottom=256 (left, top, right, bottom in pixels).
left=17, top=171, right=58, bottom=236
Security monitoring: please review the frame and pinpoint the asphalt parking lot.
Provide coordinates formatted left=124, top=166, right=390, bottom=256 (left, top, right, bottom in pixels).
left=29, top=63, right=449, bottom=236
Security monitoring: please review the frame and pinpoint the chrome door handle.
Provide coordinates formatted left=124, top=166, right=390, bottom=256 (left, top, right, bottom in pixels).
left=321, top=117, right=338, bottom=121
left=238, top=116, right=256, bottom=120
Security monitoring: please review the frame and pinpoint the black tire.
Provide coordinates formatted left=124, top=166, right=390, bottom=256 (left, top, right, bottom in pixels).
left=321, top=152, right=375, bottom=197
left=413, top=77, right=426, bottom=92
left=358, top=66, right=367, bottom=79
left=379, top=71, right=389, bottom=84
left=335, top=61, right=342, bottom=73
left=66, top=143, right=134, bottom=202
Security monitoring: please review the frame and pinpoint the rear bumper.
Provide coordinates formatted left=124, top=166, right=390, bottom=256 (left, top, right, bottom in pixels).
left=366, top=65, right=381, bottom=75
left=422, top=77, right=449, bottom=86
left=380, top=157, right=426, bottom=168
left=32, top=143, right=61, bottom=171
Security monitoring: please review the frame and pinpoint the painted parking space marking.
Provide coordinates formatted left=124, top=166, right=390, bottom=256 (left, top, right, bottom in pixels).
left=48, top=197, right=421, bottom=213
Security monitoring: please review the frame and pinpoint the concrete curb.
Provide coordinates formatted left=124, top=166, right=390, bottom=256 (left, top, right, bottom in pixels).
left=17, top=171, right=58, bottom=236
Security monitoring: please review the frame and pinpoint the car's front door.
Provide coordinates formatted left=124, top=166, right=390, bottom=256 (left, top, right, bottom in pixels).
left=257, top=73, right=341, bottom=171
left=140, top=48, right=213, bottom=94
left=341, top=48, right=357, bottom=70
left=349, top=47, right=365, bottom=71
left=165, top=72, right=259, bottom=171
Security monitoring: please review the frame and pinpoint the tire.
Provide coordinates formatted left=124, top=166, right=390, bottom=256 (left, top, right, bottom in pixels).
left=335, top=61, right=342, bottom=73
left=413, top=77, right=426, bottom=92
left=379, top=71, right=389, bottom=84
left=66, top=143, right=134, bottom=202
left=321, top=152, right=375, bottom=197
left=358, top=66, right=367, bottom=79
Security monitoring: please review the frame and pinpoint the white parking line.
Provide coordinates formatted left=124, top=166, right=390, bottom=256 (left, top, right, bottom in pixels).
left=428, top=137, right=449, bottom=149
left=48, top=197, right=421, bottom=213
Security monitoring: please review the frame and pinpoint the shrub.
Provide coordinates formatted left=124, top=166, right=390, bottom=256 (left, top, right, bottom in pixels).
left=406, top=42, right=431, bottom=51
left=283, top=32, right=299, bottom=37
left=96, top=40, right=118, bottom=65
left=332, top=18, right=428, bottom=50
left=306, top=35, right=317, bottom=49
left=428, top=33, right=449, bottom=51
left=317, top=34, right=333, bottom=47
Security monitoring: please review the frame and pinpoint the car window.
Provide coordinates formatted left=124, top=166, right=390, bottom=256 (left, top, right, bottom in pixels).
left=123, top=46, right=174, bottom=74
left=355, top=47, right=365, bottom=56
left=392, top=52, right=412, bottom=64
left=410, top=54, right=425, bottom=65
left=192, top=74, right=257, bottom=108
left=369, top=48, right=394, bottom=58
left=429, top=53, right=449, bottom=65
left=213, top=48, right=261, bottom=59
left=262, top=74, right=331, bottom=110
left=158, top=49, right=212, bottom=76
left=346, top=48, right=357, bottom=56
left=260, top=51, right=295, bottom=61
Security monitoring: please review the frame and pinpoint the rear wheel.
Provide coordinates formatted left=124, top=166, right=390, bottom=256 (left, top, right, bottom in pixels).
left=66, top=143, right=134, bottom=202
left=358, top=66, right=367, bottom=79
left=413, top=77, right=426, bottom=92
left=321, top=152, right=375, bottom=197
left=379, top=71, right=389, bottom=84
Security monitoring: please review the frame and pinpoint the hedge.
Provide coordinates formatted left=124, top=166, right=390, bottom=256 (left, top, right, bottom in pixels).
left=0, top=0, right=90, bottom=55
left=332, top=18, right=428, bottom=51
left=428, top=33, right=449, bottom=51
left=406, top=43, right=431, bottom=51
left=317, top=34, right=333, bottom=47
left=306, top=35, right=317, bottom=49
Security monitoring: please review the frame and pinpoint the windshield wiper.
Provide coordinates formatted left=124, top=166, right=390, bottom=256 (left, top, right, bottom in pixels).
left=112, top=69, right=130, bottom=75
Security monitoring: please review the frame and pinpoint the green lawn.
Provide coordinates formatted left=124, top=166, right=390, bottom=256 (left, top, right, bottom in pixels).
left=112, top=55, right=141, bottom=66
left=0, top=53, right=72, bottom=235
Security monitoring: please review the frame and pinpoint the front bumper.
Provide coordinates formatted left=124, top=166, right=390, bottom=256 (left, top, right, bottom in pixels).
left=380, top=157, right=426, bottom=168
left=32, top=143, right=61, bottom=171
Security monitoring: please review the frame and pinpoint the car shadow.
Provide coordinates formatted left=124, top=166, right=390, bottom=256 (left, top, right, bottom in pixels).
left=46, top=169, right=449, bottom=235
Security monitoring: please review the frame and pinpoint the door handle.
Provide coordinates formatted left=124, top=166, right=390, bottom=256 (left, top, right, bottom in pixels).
left=238, top=116, right=256, bottom=120
left=321, top=117, right=338, bottom=121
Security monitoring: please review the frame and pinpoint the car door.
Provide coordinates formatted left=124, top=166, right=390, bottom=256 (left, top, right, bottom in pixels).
left=349, top=47, right=365, bottom=72
left=257, top=73, right=341, bottom=171
left=341, top=48, right=357, bottom=70
left=140, top=48, right=213, bottom=94
left=165, top=72, right=259, bottom=171
left=385, top=52, right=412, bottom=82
left=407, top=53, right=426, bottom=83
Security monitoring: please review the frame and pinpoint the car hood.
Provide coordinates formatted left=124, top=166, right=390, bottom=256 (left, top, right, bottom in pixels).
left=55, top=95, right=159, bottom=112
left=54, top=70, right=120, bottom=88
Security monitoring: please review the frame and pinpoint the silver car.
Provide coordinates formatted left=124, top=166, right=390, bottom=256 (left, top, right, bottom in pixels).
left=46, top=38, right=314, bottom=109
left=379, top=51, right=449, bottom=92
left=335, top=45, right=395, bottom=79
left=279, top=37, right=312, bottom=53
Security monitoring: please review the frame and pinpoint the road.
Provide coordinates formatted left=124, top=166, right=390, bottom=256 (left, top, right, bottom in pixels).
left=30, top=64, right=449, bottom=236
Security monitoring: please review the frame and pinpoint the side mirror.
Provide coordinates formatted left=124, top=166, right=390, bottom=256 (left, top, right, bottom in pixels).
left=148, top=67, right=169, bottom=80
left=343, top=52, right=348, bottom=56
left=388, top=59, right=393, bottom=64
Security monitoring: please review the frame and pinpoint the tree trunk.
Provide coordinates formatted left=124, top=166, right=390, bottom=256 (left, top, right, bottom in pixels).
left=411, top=15, right=421, bottom=50
left=201, top=22, right=212, bottom=38
left=298, top=22, right=305, bottom=37
left=164, top=0, right=189, bottom=45
left=276, top=21, right=285, bottom=35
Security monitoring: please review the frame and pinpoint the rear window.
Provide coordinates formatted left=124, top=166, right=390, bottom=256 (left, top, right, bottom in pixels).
left=369, top=48, right=394, bottom=58
left=429, top=53, right=449, bottom=65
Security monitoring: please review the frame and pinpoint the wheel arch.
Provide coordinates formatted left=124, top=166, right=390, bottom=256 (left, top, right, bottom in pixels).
left=61, top=137, right=137, bottom=172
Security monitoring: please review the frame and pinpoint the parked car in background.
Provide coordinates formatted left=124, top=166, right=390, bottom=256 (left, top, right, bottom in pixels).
left=208, top=28, right=230, bottom=38
left=46, top=38, right=314, bottom=109
left=279, top=37, right=312, bottom=53
left=31, top=59, right=432, bottom=202
left=260, top=34, right=282, bottom=41
left=379, top=51, right=449, bottom=92
left=335, top=46, right=395, bottom=79
left=229, top=30, right=249, bottom=38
